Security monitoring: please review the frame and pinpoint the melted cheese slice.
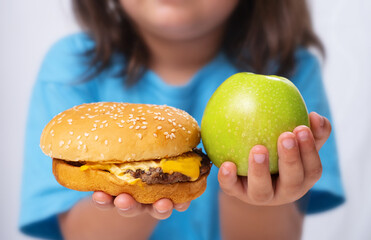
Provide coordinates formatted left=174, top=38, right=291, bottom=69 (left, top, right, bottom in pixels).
left=80, top=152, right=202, bottom=184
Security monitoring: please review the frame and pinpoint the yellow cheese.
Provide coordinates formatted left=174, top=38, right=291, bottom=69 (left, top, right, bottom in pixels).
left=160, top=153, right=201, bottom=181
left=80, top=152, right=202, bottom=184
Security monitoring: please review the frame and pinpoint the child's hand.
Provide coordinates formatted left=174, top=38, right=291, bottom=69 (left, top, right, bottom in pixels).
left=218, top=112, right=330, bottom=206
left=91, top=192, right=190, bottom=220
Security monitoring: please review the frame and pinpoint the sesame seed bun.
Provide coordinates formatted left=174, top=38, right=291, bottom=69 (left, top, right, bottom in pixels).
left=40, top=102, right=201, bottom=162
left=40, top=102, right=209, bottom=203
left=53, top=159, right=208, bottom=204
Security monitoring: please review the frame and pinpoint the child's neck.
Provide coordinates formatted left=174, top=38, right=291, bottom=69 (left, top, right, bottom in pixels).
left=139, top=27, right=225, bottom=86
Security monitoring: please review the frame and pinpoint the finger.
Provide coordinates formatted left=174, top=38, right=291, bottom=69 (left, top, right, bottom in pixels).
left=247, top=145, right=274, bottom=204
left=114, top=193, right=145, bottom=217
left=275, top=132, right=305, bottom=201
left=150, top=199, right=174, bottom=220
left=174, top=201, right=191, bottom=212
left=218, top=162, right=245, bottom=198
left=293, top=126, right=323, bottom=188
left=309, top=112, right=332, bottom=151
left=92, top=191, right=114, bottom=210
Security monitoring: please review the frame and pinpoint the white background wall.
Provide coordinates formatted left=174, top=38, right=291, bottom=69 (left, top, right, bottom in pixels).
left=1, top=0, right=370, bottom=239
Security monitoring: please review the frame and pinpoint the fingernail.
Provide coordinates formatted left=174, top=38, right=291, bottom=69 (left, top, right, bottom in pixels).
left=118, top=206, right=132, bottom=211
left=254, top=154, right=265, bottom=164
left=298, top=130, right=309, bottom=141
left=156, top=208, right=169, bottom=214
left=95, top=200, right=106, bottom=205
left=320, top=116, right=325, bottom=128
left=282, top=138, right=295, bottom=149
left=222, top=166, right=230, bottom=176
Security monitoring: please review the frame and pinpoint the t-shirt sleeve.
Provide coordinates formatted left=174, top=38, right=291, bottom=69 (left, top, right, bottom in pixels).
left=19, top=34, right=99, bottom=239
left=292, top=49, right=345, bottom=214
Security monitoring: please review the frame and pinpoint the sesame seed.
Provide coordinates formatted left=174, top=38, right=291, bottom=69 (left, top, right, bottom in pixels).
left=91, top=128, right=96, bottom=131
left=94, top=120, right=100, bottom=123
left=171, top=129, right=176, bottom=132
left=118, top=138, right=122, bottom=143
left=153, top=133, right=158, bottom=138
left=141, top=117, right=146, bottom=120
left=77, top=135, right=81, bottom=140
left=67, top=119, right=72, bottom=123
left=187, top=130, right=191, bottom=134
left=142, top=122, right=148, bottom=125
left=137, top=133, right=143, bottom=139
left=105, top=140, right=108, bottom=145
left=101, top=153, right=105, bottom=158
left=172, top=122, right=177, bottom=126
left=69, top=131, right=73, bottom=135
left=170, top=133, right=176, bottom=139
left=157, top=126, right=162, bottom=130
left=81, top=116, right=85, bottom=119
left=135, top=126, right=140, bottom=129
left=78, top=141, right=83, bottom=145
left=95, top=136, right=99, bottom=141
left=84, top=133, right=89, bottom=137
left=100, top=124, right=104, bottom=128
left=59, top=141, right=64, bottom=147
left=102, top=120, right=107, bottom=123
left=168, top=119, right=173, bottom=123
left=78, top=145, right=81, bottom=150
left=68, top=140, right=72, bottom=144
left=141, top=126, right=147, bottom=129
left=129, top=125, right=134, bottom=129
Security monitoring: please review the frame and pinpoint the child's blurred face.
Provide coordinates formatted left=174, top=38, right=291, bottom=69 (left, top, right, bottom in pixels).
left=120, top=0, right=239, bottom=40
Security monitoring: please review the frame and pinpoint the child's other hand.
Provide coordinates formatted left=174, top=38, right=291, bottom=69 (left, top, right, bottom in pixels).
left=92, top=192, right=190, bottom=220
left=218, top=112, right=330, bottom=206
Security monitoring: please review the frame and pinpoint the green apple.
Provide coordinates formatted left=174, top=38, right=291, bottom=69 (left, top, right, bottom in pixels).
left=201, top=72, right=309, bottom=176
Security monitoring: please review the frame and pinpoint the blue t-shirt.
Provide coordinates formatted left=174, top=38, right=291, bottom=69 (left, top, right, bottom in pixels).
left=19, top=33, right=345, bottom=239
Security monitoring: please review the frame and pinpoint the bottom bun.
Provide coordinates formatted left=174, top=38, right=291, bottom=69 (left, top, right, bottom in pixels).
left=53, top=159, right=208, bottom=204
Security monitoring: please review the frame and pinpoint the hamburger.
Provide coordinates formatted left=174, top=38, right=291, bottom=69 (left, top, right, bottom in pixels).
left=40, top=102, right=211, bottom=204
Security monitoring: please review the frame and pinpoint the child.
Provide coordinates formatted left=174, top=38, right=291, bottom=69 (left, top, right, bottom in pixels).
left=20, top=0, right=344, bottom=239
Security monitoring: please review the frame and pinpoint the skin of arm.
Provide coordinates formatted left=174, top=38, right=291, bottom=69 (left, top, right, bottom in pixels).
left=219, top=192, right=304, bottom=240
left=58, top=198, right=158, bottom=240
left=58, top=193, right=191, bottom=240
